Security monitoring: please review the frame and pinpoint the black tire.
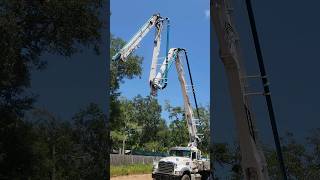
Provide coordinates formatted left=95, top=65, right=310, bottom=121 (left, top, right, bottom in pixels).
left=181, top=174, right=190, bottom=180
left=201, top=172, right=212, bottom=180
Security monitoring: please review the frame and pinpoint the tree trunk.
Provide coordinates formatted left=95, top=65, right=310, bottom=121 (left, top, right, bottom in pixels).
left=52, top=144, right=56, bottom=180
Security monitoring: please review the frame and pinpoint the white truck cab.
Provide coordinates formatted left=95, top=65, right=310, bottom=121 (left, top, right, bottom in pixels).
left=152, top=146, right=210, bottom=180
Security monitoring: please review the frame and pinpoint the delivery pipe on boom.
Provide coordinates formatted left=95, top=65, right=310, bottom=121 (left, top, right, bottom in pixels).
left=244, top=1, right=288, bottom=179
left=183, top=50, right=200, bottom=119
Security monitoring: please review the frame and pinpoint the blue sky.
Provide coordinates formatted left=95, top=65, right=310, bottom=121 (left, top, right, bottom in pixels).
left=29, top=8, right=109, bottom=120
left=30, top=50, right=107, bottom=119
left=111, top=0, right=210, bottom=122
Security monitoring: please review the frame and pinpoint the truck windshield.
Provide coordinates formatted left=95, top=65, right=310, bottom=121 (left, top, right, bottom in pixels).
left=169, top=150, right=191, bottom=158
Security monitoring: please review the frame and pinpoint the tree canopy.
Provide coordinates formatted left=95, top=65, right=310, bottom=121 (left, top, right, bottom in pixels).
left=0, top=1, right=105, bottom=179
left=0, top=0, right=104, bottom=116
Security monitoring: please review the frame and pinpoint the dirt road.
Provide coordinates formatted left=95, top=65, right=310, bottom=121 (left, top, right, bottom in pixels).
left=111, top=174, right=152, bottom=180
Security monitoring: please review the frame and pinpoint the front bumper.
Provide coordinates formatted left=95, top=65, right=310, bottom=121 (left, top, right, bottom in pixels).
left=152, top=173, right=181, bottom=180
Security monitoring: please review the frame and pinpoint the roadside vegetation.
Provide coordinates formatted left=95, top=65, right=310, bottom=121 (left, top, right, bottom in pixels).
left=110, top=164, right=153, bottom=177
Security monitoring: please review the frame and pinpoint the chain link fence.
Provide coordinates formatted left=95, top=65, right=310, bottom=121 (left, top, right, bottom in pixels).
left=110, top=154, right=163, bottom=166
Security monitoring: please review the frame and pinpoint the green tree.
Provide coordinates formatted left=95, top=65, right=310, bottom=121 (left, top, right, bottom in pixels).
left=165, top=103, right=189, bottom=147
left=267, top=132, right=306, bottom=179
left=228, top=145, right=243, bottom=180
left=0, top=1, right=104, bottom=178
left=111, top=95, right=167, bottom=153
left=109, top=35, right=143, bottom=151
left=155, top=119, right=171, bottom=152
left=72, top=103, right=108, bottom=179
left=164, top=102, right=212, bottom=149
left=26, top=105, right=109, bottom=180
left=0, top=115, right=37, bottom=179
left=110, top=97, right=142, bottom=154
left=265, top=131, right=320, bottom=179
left=132, top=95, right=164, bottom=146
left=195, top=106, right=210, bottom=154
left=306, top=128, right=320, bottom=178
left=1, top=0, right=104, bottom=115
left=30, top=109, right=76, bottom=180
left=109, top=35, right=143, bottom=95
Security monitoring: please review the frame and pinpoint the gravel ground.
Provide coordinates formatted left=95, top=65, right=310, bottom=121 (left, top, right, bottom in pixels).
left=111, top=174, right=152, bottom=180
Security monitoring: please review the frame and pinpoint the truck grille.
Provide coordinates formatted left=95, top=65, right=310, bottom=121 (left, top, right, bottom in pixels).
left=158, top=161, right=174, bottom=174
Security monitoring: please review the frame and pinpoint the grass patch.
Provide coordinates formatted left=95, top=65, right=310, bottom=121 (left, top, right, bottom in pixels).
left=110, top=163, right=153, bottom=177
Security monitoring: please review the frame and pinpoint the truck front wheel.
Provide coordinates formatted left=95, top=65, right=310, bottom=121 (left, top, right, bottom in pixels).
left=201, top=172, right=212, bottom=180
left=181, top=174, right=190, bottom=180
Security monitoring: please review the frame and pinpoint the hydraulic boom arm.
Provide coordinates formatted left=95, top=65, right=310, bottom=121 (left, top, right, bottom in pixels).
left=151, top=48, right=200, bottom=147
left=112, top=13, right=169, bottom=84
left=211, top=0, right=269, bottom=179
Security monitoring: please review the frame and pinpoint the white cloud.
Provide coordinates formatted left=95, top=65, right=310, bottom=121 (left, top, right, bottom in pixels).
left=205, top=9, right=210, bottom=19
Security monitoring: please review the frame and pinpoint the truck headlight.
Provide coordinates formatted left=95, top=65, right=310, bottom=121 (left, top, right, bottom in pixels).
left=152, top=161, right=158, bottom=171
left=174, top=170, right=183, bottom=175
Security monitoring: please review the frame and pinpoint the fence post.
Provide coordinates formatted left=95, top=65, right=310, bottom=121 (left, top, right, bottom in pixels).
left=131, top=155, right=133, bottom=164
